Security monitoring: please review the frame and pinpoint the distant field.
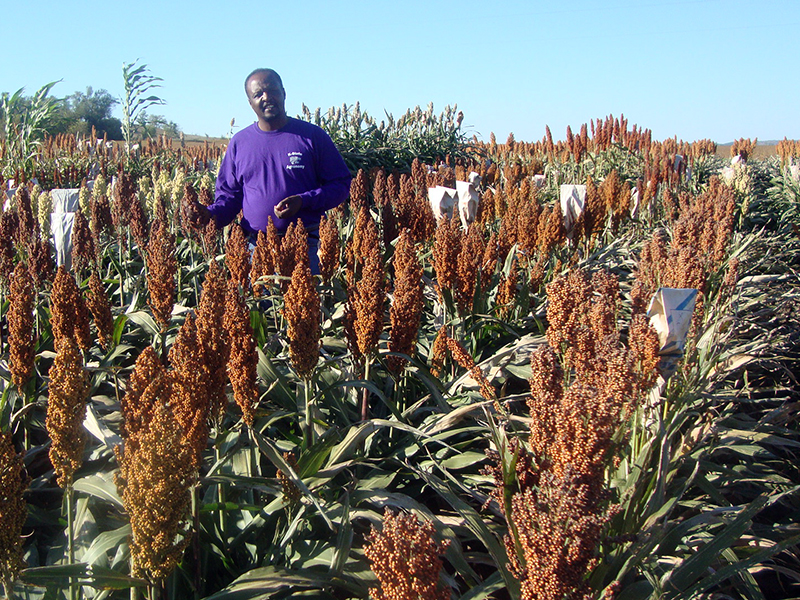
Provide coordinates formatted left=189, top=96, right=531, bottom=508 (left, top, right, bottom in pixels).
left=176, top=134, right=785, bottom=160
left=716, top=142, right=779, bottom=159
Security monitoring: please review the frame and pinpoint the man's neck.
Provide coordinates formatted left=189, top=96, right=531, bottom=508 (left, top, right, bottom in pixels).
left=257, top=115, right=289, bottom=132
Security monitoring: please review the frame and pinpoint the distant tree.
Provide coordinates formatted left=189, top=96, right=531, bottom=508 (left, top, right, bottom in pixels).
left=135, top=111, right=181, bottom=140
left=56, top=87, right=123, bottom=140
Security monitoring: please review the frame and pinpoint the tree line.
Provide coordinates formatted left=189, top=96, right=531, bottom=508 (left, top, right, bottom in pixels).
left=0, top=84, right=181, bottom=142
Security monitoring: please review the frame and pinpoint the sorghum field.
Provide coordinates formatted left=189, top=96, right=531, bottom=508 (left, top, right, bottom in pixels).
left=1, top=106, right=799, bottom=600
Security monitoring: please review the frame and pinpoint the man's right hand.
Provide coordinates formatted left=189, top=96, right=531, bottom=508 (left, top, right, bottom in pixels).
left=186, top=200, right=212, bottom=228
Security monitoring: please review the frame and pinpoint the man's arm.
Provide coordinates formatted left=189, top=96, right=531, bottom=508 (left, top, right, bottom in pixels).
left=295, top=128, right=352, bottom=213
left=206, top=144, right=244, bottom=228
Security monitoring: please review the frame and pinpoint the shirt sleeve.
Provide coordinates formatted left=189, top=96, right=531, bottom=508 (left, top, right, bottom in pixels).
left=208, top=142, right=244, bottom=228
left=296, top=128, right=352, bottom=213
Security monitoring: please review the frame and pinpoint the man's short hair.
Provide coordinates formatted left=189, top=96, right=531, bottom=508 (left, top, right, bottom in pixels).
left=244, top=68, right=283, bottom=92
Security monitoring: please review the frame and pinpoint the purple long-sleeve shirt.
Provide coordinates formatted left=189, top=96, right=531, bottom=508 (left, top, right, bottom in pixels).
left=209, top=118, right=351, bottom=234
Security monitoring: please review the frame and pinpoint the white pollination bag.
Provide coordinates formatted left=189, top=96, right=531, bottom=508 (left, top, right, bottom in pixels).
left=50, top=188, right=81, bottom=268
left=647, top=287, right=698, bottom=380
left=427, top=186, right=457, bottom=221
left=455, top=172, right=481, bottom=230
left=559, top=184, right=586, bottom=235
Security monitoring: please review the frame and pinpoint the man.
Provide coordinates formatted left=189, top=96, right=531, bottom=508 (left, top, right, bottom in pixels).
left=192, top=68, right=351, bottom=273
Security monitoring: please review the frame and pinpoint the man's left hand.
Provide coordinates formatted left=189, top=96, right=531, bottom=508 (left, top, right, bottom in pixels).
left=274, top=195, right=302, bottom=219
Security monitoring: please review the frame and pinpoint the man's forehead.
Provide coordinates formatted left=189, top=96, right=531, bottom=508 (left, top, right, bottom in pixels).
left=248, top=73, right=282, bottom=89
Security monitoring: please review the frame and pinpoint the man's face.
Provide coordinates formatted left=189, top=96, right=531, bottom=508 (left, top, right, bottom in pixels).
left=246, top=73, right=286, bottom=124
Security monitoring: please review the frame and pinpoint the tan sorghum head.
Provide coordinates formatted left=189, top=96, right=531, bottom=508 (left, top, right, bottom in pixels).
left=46, top=337, right=89, bottom=487
left=169, top=312, right=212, bottom=467
left=115, top=399, right=195, bottom=584
left=120, top=346, right=165, bottom=440
left=364, top=510, right=450, bottom=600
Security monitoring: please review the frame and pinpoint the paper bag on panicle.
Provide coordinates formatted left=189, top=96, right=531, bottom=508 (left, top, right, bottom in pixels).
left=50, top=189, right=81, bottom=268
left=427, top=186, right=457, bottom=221
left=559, top=184, right=586, bottom=234
left=647, top=287, right=697, bottom=380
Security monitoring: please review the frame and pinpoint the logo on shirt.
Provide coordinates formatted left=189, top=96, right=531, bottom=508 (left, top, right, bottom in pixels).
left=287, top=151, right=306, bottom=170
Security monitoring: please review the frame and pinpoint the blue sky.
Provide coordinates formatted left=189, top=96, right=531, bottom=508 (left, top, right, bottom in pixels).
left=2, top=0, right=797, bottom=144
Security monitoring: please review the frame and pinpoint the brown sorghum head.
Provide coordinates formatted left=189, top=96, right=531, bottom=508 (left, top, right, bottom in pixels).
left=429, top=327, right=449, bottom=378
left=372, top=168, right=388, bottom=207
left=195, top=261, right=230, bottom=421
left=8, top=262, right=35, bottom=391
left=50, top=266, right=92, bottom=352
left=350, top=169, right=369, bottom=210
left=223, top=281, right=258, bottom=426
left=456, top=224, right=484, bottom=313
left=0, top=431, right=29, bottom=589
left=627, top=313, right=660, bottom=396
left=265, top=216, right=282, bottom=283
left=129, top=191, right=150, bottom=250
left=276, top=451, right=302, bottom=506
left=14, top=186, right=37, bottom=250
left=90, top=192, right=114, bottom=244
left=318, top=215, right=340, bottom=283
left=225, top=224, right=251, bottom=292
left=282, top=260, right=320, bottom=379
left=446, top=335, right=499, bottom=409
left=29, top=232, right=55, bottom=288
left=388, top=230, right=423, bottom=373
left=279, top=220, right=309, bottom=288
left=71, top=209, right=97, bottom=275
left=146, top=220, right=177, bottom=331
left=348, top=213, right=385, bottom=360
left=432, top=212, right=461, bottom=297
left=0, top=211, right=19, bottom=284
left=251, top=230, right=273, bottom=296
left=86, top=271, right=114, bottom=351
